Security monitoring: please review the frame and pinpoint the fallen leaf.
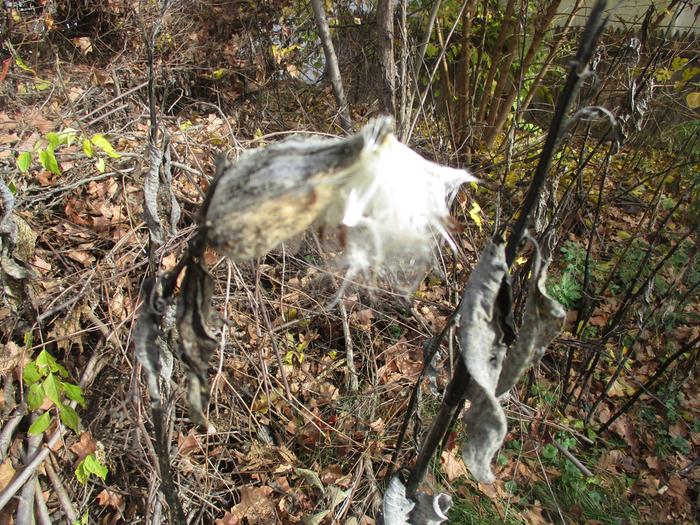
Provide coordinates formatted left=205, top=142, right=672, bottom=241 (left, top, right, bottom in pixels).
left=0, top=459, right=15, bottom=492
left=369, top=418, right=385, bottom=434
left=0, top=342, right=23, bottom=375
left=178, top=430, right=200, bottom=456
left=96, top=488, right=124, bottom=512
left=25, top=111, right=54, bottom=133
left=441, top=450, right=468, bottom=482
left=609, top=415, right=639, bottom=450
left=67, top=250, right=95, bottom=266
left=70, top=432, right=97, bottom=462
left=215, top=486, right=275, bottom=525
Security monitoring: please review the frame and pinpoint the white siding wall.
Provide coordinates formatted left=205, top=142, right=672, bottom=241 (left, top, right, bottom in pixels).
left=554, top=1, right=699, bottom=34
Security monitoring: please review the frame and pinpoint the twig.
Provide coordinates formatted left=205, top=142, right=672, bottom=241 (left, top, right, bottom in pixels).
left=338, top=298, right=359, bottom=392
left=16, top=415, right=42, bottom=525
left=0, top=412, right=23, bottom=461
left=33, top=479, right=52, bottom=525
left=551, top=439, right=593, bottom=477
left=599, top=334, right=700, bottom=434
left=310, top=0, right=352, bottom=131
left=45, top=458, right=77, bottom=524
left=79, top=80, right=148, bottom=122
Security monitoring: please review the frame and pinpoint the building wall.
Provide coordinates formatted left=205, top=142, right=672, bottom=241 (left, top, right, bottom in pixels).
left=553, top=1, right=699, bottom=35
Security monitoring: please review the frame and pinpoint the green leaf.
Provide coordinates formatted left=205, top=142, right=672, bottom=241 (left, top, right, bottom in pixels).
left=16, top=151, right=32, bottom=172
left=28, top=411, right=51, bottom=435
left=42, top=373, right=62, bottom=406
left=58, top=129, right=77, bottom=147
left=82, top=138, right=94, bottom=158
left=76, top=453, right=108, bottom=484
left=45, top=132, right=60, bottom=150
left=38, top=147, right=61, bottom=176
left=15, top=56, right=34, bottom=74
left=72, top=511, right=89, bottom=525
left=34, top=79, right=52, bottom=91
left=90, top=134, right=121, bottom=158
left=75, top=458, right=88, bottom=484
left=541, top=444, right=558, bottom=461
left=27, top=382, right=46, bottom=410
left=59, top=403, right=80, bottom=432
left=36, top=350, right=69, bottom=377
left=62, top=382, right=86, bottom=407
left=23, top=330, right=33, bottom=348
left=23, top=361, right=42, bottom=386
left=95, top=157, right=105, bottom=173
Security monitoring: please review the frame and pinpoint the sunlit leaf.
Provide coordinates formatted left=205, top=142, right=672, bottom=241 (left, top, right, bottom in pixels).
left=90, top=134, right=121, bottom=158
left=23, top=361, right=42, bottom=386
left=34, top=79, right=51, bottom=91
left=62, top=382, right=86, bottom=407
left=59, top=403, right=80, bottom=432
left=686, top=92, right=700, bottom=109
left=38, top=147, right=61, bottom=176
left=15, top=56, right=34, bottom=73
left=76, top=453, right=108, bottom=484
left=469, top=201, right=483, bottom=231
left=46, top=132, right=60, bottom=150
left=27, top=382, right=46, bottom=411
left=28, top=411, right=51, bottom=435
left=82, top=138, right=94, bottom=158
left=42, top=373, right=62, bottom=406
left=16, top=151, right=32, bottom=172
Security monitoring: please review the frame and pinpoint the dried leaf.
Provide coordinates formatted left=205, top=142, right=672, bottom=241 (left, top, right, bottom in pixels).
left=96, top=488, right=124, bottom=511
left=440, top=450, right=468, bottom=482
left=70, top=432, right=97, bottom=463
left=0, top=459, right=15, bottom=492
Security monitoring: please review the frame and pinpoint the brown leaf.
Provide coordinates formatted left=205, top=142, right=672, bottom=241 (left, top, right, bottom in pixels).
left=0, top=134, right=19, bottom=145
left=440, top=450, right=468, bottom=482
left=0, top=459, right=15, bottom=492
left=70, top=432, right=97, bottom=462
left=178, top=430, right=200, bottom=456
left=26, top=111, right=54, bottom=134
left=609, top=415, right=639, bottom=450
left=96, top=488, right=124, bottom=512
left=67, top=250, right=95, bottom=266
left=668, top=421, right=686, bottom=439
left=0, top=342, right=23, bottom=375
left=215, top=486, right=275, bottom=525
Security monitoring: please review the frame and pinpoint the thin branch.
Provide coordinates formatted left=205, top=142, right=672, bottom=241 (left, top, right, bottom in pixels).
left=310, top=0, right=353, bottom=131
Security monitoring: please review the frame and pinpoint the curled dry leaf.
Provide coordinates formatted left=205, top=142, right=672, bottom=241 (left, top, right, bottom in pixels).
left=70, top=432, right=98, bottom=463
left=96, top=488, right=124, bottom=512
left=215, top=486, right=275, bottom=525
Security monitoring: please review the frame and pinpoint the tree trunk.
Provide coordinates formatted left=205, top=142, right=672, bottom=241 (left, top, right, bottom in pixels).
left=475, top=0, right=516, bottom=127
left=376, top=0, right=396, bottom=116
left=311, top=0, right=353, bottom=132
left=483, top=0, right=565, bottom=149
left=455, top=0, right=477, bottom=157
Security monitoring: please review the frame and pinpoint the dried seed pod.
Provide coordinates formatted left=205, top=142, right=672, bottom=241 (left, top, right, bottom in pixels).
left=203, top=117, right=393, bottom=261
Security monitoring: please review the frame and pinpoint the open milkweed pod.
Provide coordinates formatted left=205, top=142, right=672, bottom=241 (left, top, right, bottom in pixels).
left=324, top=121, right=476, bottom=288
left=202, top=116, right=476, bottom=289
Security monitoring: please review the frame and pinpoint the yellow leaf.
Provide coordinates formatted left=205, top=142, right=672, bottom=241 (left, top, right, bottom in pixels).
left=686, top=92, right=700, bottom=109
left=469, top=201, right=483, bottom=231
